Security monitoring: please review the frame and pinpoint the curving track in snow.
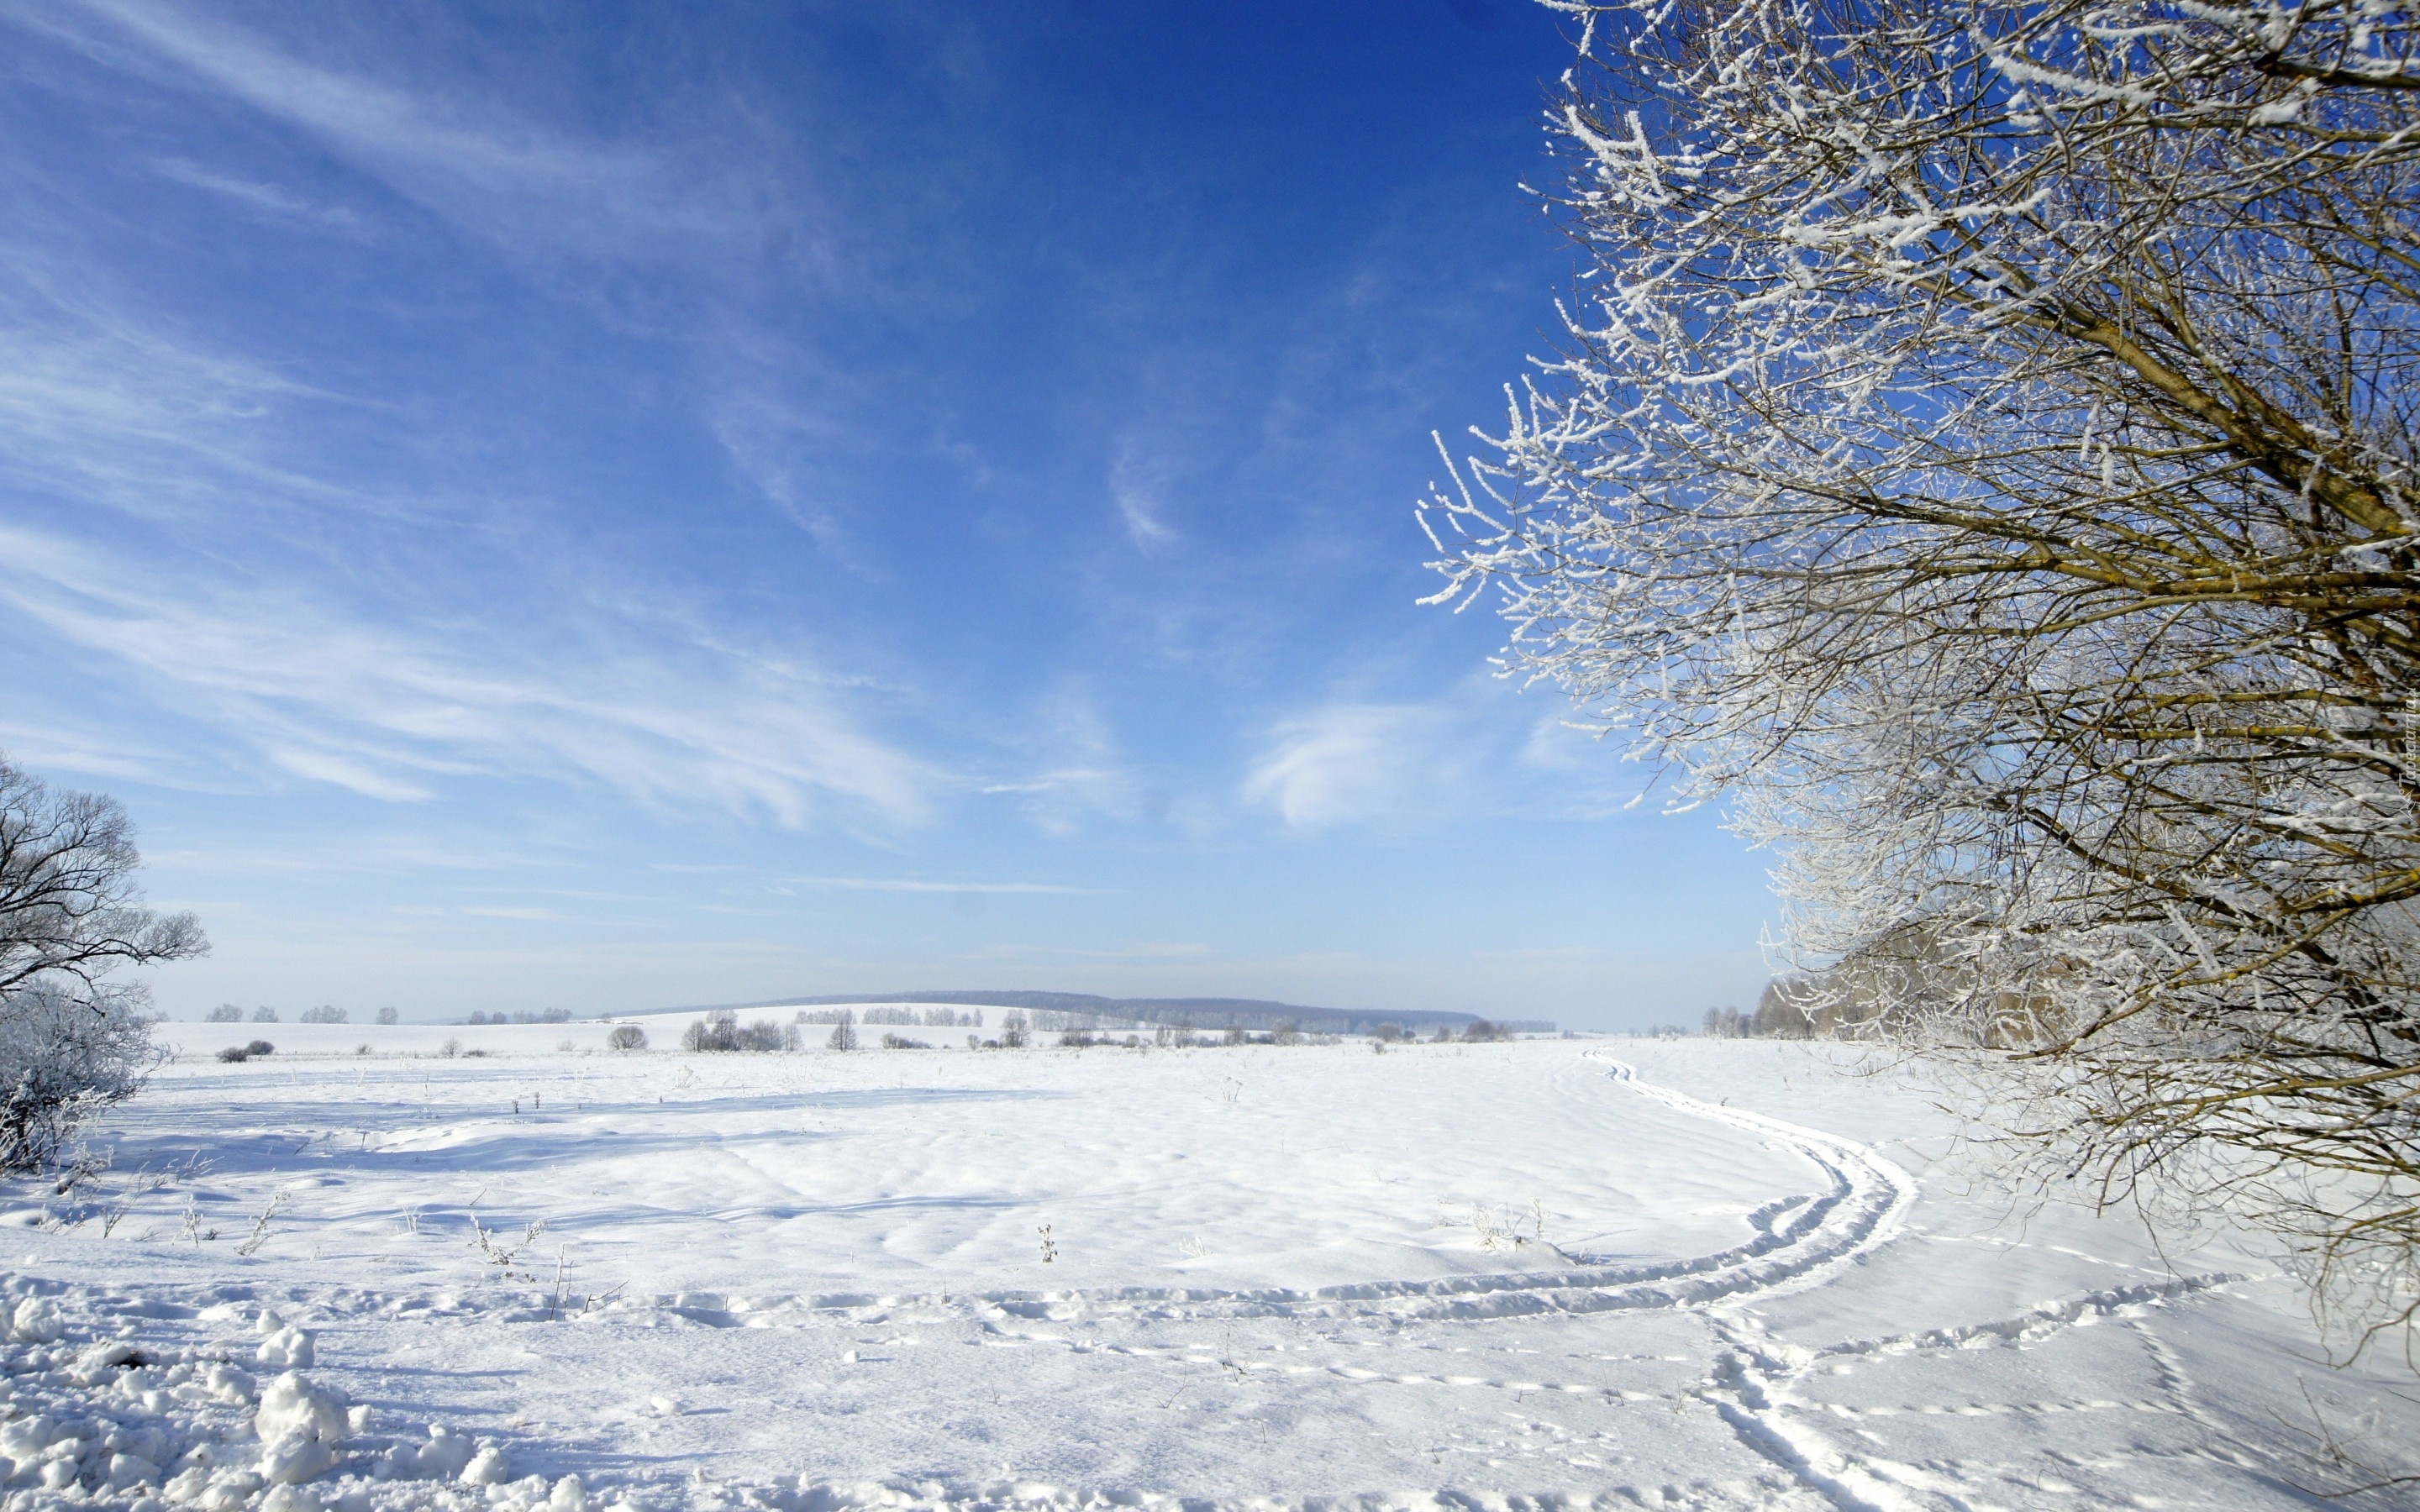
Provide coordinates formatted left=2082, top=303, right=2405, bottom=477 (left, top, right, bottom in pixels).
left=617, top=1048, right=1918, bottom=1328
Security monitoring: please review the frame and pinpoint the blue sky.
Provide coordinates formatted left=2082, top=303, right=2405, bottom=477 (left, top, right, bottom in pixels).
left=0, top=0, right=1776, bottom=1026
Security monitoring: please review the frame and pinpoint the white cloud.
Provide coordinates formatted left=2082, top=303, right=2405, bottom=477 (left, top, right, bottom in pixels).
left=1241, top=704, right=1439, bottom=828
left=1108, top=445, right=1176, bottom=549
left=32, top=0, right=729, bottom=264
left=150, top=158, right=361, bottom=230
left=709, top=395, right=860, bottom=560
left=1242, top=684, right=1654, bottom=830
left=0, top=524, right=941, bottom=828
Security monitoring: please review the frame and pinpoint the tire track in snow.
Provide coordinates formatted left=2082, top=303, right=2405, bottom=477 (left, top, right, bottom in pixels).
left=1690, top=1263, right=2238, bottom=1509
left=965, top=1278, right=2234, bottom=1417
left=591, top=1050, right=1918, bottom=1329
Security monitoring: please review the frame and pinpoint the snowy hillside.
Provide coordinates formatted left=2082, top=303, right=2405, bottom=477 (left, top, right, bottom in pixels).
left=1, top=1036, right=2411, bottom=1510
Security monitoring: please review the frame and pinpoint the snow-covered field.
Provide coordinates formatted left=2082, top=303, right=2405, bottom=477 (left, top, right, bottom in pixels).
left=2, top=1032, right=2413, bottom=1511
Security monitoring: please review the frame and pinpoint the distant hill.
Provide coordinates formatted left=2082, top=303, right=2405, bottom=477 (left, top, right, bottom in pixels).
left=645, top=989, right=1553, bottom=1036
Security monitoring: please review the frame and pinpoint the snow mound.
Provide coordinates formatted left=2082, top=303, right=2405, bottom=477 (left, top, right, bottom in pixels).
left=0, top=1280, right=574, bottom=1512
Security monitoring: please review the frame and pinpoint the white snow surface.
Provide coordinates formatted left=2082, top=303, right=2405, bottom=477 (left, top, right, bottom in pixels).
left=0, top=1033, right=2411, bottom=1511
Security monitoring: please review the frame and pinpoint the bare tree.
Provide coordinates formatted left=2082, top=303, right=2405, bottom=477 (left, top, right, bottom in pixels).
left=3, top=756, right=204, bottom=1004
left=1428, top=0, right=2420, bottom=1347
left=0, top=754, right=205, bottom=1170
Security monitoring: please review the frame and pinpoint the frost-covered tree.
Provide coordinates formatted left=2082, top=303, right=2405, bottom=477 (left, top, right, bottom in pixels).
left=1427, top=0, right=2420, bottom=1343
left=0, top=983, right=157, bottom=1170
left=0, top=754, right=204, bottom=1171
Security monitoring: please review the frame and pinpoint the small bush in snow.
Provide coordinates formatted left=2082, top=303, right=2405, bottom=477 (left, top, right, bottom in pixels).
left=245, top=1039, right=275, bottom=1057
left=217, top=1047, right=250, bottom=1063
left=1462, top=1020, right=1513, bottom=1043
left=607, top=1024, right=647, bottom=1051
left=205, top=1005, right=243, bottom=1023
left=880, top=1032, right=929, bottom=1049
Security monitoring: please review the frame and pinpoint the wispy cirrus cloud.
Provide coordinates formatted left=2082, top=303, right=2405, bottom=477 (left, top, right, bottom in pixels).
left=1242, top=703, right=1445, bottom=828
left=29, top=0, right=713, bottom=263
left=0, top=523, right=941, bottom=827
left=148, top=158, right=362, bottom=231
left=1242, top=684, right=1649, bottom=830
left=1108, top=443, right=1178, bottom=550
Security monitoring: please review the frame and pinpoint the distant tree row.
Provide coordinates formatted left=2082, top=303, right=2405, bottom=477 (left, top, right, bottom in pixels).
left=684, top=1011, right=797, bottom=1053
left=1702, top=993, right=1823, bottom=1041
left=1370, top=1020, right=1516, bottom=1044
left=650, top=1009, right=1520, bottom=1055
left=207, top=1005, right=400, bottom=1025
left=790, top=1006, right=985, bottom=1028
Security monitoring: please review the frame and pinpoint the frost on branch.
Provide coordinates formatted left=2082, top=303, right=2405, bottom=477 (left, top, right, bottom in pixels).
left=1434, top=0, right=2420, bottom=1350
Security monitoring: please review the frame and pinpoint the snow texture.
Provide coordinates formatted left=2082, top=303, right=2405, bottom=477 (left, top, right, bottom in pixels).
left=0, top=1032, right=2409, bottom=1509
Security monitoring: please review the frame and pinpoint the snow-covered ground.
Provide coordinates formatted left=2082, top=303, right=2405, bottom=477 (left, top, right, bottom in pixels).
left=2, top=1032, right=2412, bottom=1510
